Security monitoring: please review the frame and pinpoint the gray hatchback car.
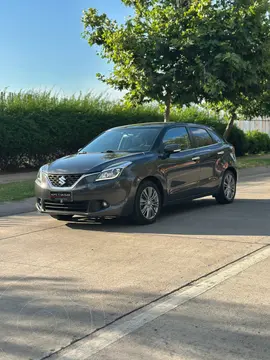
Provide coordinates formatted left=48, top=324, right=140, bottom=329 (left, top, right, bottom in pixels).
left=35, top=122, right=237, bottom=224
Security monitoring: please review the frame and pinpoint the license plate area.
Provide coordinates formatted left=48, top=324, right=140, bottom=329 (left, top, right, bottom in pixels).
left=50, top=192, right=72, bottom=202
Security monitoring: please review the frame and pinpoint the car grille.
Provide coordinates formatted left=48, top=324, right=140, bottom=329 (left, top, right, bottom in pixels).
left=44, top=200, right=89, bottom=213
left=47, top=174, right=82, bottom=188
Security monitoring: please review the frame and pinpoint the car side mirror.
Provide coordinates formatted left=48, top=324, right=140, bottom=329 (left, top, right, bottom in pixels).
left=164, top=143, right=181, bottom=154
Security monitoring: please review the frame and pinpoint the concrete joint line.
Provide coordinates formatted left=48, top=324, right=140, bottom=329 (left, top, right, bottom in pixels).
left=44, top=245, right=270, bottom=360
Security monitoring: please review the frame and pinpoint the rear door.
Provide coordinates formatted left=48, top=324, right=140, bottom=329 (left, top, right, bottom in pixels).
left=188, top=127, right=223, bottom=194
left=158, top=126, right=201, bottom=201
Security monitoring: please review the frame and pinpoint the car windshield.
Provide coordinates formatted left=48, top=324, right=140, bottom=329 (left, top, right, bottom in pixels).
left=81, top=127, right=161, bottom=153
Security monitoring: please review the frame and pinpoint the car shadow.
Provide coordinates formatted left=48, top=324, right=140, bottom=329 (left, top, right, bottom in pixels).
left=66, top=198, right=270, bottom=238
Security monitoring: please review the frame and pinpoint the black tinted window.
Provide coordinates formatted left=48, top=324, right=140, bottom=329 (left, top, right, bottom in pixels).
left=190, top=128, right=214, bottom=147
left=162, top=127, right=191, bottom=150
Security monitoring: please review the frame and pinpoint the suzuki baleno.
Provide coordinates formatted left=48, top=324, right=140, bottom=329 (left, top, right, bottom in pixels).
left=35, top=123, right=237, bottom=224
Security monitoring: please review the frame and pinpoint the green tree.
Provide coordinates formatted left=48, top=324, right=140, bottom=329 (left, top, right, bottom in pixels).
left=196, top=0, right=270, bottom=138
left=83, top=0, right=270, bottom=137
left=82, top=0, right=204, bottom=122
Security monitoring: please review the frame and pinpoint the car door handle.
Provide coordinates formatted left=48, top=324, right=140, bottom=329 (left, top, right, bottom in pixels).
left=192, top=156, right=200, bottom=161
left=217, top=151, right=224, bottom=155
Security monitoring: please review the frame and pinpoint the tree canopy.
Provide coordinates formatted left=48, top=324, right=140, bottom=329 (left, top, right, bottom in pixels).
left=83, top=0, right=270, bottom=136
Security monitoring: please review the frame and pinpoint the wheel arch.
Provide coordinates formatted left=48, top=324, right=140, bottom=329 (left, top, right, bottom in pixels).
left=138, top=176, right=165, bottom=205
left=227, top=166, right=238, bottom=181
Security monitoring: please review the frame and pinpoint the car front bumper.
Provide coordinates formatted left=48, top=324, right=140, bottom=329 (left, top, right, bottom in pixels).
left=35, top=176, right=135, bottom=218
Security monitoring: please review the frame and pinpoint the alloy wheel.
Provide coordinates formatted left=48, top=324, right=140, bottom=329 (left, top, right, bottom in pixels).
left=223, top=172, right=236, bottom=201
left=139, top=186, right=160, bottom=220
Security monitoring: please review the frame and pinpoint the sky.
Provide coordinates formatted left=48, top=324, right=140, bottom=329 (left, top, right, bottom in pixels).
left=0, top=0, right=131, bottom=97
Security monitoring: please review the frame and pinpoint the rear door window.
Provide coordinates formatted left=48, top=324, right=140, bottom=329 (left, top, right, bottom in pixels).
left=190, top=127, right=215, bottom=148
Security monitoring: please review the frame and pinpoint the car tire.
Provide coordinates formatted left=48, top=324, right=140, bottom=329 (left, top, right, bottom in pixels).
left=215, top=170, right=236, bottom=204
left=132, top=180, right=162, bottom=225
left=50, top=215, right=74, bottom=221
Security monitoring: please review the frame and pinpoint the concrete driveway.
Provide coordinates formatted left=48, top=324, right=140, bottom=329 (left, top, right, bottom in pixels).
left=0, top=170, right=269, bottom=360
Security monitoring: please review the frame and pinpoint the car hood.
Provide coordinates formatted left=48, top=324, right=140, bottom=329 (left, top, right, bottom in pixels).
left=46, top=152, right=145, bottom=174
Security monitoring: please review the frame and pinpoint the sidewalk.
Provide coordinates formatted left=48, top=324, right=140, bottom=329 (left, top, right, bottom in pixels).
left=0, top=197, right=36, bottom=217
left=1, top=167, right=269, bottom=185
left=0, top=171, right=37, bottom=216
left=0, top=171, right=37, bottom=184
left=0, top=167, right=269, bottom=218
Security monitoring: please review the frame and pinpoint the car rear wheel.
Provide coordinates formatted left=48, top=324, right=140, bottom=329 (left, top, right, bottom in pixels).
left=132, top=181, right=161, bottom=225
left=50, top=215, right=74, bottom=221
left=215, top=170, right=236, bottom=204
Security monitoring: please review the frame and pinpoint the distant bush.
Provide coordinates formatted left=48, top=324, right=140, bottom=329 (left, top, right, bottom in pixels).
left=246, top=130, right=270, bottom=154
left=0, top=90, right=268, bottom=170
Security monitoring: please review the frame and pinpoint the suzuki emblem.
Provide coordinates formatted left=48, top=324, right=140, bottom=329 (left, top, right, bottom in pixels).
left=59, top=176, right=66, bottom=186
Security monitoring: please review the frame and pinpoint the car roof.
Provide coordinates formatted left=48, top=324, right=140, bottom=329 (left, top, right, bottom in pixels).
left=112, top=122, right=211, bottom=130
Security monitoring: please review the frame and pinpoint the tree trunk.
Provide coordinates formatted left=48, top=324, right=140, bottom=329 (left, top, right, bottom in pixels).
left=223, top=111, right=237, bottom=140
left=164, top=92, right=171, bottom=122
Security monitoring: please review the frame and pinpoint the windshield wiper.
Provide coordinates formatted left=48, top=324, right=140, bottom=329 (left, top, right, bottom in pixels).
left=102, top=150, right=115, bottom=153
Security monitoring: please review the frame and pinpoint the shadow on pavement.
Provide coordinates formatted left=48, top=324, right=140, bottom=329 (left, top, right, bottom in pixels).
left=66, top=198, right=270, bottom=237
left=0, top=275, right=269, bottom=360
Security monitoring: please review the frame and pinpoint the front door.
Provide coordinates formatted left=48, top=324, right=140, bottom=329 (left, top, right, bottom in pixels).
left=158, top=126, right=201, bottom=201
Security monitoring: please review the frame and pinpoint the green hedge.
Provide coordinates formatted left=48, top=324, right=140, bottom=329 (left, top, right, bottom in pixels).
left=0, top=92, right=164, bottom=170
left=246, top=130, right=270, bottom=154
left=0, top=91, right=268, bottom=170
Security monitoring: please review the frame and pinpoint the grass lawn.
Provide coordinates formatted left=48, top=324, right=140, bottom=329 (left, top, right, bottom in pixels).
left=237, top=154, right=270, bottom=169
left=0, top=180, right=35, bottom=202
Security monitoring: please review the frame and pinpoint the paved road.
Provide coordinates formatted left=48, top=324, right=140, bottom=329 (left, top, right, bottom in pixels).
left=0, top=170, right=269, bottom=360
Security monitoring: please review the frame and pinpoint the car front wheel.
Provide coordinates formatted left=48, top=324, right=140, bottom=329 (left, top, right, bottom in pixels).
left=132, top=181, right=162, bottom=225
left=215, top=170, right=236, bottom=204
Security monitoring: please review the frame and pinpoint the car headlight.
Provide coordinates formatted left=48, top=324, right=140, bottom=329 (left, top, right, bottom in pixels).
left=95, top=162, right=132, bottom=182
left=36, top=165, right=48, bottom=183
left=36, top=170, right=42, bottom=183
